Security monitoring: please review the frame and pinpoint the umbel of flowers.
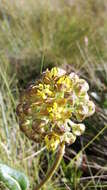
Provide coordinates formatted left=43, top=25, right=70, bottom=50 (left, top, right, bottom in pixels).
left=17, top=67, right=95, bottom=151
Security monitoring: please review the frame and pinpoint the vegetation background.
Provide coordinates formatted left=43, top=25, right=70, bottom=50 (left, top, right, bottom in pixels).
left=0, top=0, right=107, bottom=189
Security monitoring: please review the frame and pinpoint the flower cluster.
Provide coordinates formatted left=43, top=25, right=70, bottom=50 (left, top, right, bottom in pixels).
left=17, top=67, right=95, bottom=151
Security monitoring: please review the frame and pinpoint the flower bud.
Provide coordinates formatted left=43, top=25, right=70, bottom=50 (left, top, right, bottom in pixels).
left=69, top=72, right=79, bottom=83
left=57, top=68, right=66, bottom=77
left=63, top=132, right=76, bottom=144
left=87, top=100, right=95, bottom=116
left=72, top=123, right=85, bottom=136
left=75, top=103, right=89, bottom=121
left=74, top=79, right=89, bottom=95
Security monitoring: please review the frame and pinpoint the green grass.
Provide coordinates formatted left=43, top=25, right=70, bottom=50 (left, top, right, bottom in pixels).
left=0, top=0, right=107, bottom=189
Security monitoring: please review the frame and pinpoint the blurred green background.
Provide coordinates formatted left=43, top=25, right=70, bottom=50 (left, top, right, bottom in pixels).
left=0, top=0, right=107, bottom=189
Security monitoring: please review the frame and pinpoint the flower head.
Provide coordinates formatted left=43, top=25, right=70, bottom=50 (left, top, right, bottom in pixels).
left=17, top=67, right=95, bottom=151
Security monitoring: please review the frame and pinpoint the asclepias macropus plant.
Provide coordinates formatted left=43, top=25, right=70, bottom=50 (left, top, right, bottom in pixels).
left=17, top=67, right=95, bottom=190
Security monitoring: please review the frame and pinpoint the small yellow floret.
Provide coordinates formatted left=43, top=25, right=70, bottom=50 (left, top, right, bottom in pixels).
left=45, top=133, right=60, bottom=151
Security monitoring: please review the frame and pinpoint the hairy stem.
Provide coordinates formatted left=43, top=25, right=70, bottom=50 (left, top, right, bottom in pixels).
left=34, top=142, right=65, bottom=190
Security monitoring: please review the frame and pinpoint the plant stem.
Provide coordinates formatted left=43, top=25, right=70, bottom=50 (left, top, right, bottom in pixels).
left=34, top=142, right=65, bottom=190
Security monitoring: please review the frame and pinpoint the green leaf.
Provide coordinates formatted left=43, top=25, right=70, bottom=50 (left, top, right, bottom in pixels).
left=0, top=164, right=29, bottom=190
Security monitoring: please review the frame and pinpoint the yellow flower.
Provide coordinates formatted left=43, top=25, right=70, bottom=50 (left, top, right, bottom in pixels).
left=37, top=90, right=46, bottom=99
left=50, top=67, right=58, bottom=77
left=45, top=133, right=60, bottom=151
left=44, top=67, right=58, bottom=81
left=57, top=76, right=72, bottom=90
left=48, top=102, right=66, bottom=121
left=37, top=84, right=52, bottom=99
left=45, top=67, right=66, bottom=79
